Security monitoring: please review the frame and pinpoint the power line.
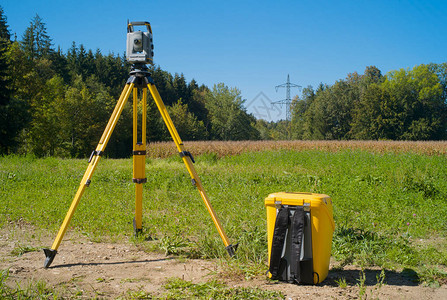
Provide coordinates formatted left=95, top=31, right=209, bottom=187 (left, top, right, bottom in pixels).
left=272, top=74, right=301, bottom=121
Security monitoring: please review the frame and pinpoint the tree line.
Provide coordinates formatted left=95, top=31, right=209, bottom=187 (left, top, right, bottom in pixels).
left=287, top=65, right=447, bottom=141
left=0, top=9, right=259, bottom=157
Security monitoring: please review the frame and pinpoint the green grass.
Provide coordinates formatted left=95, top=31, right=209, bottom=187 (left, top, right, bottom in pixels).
left=1, top=150, right=447, bottom=284
left=161, top=277, right=283, bottom=299
left=121, top=277, right=283, bottom=299
left=0, top=269, right=60, bottom=299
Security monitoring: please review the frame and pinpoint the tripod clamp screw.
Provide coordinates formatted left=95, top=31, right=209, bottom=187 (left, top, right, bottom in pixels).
left=88, top=150, right=103, bottom=163
left=179, top=151, right=195, bottom=163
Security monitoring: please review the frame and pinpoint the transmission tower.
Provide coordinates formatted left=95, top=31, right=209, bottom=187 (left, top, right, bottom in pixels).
left=272, top=74, right=301, bottom=121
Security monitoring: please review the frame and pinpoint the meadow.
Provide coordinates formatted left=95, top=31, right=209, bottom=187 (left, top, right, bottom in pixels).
left=1, top=141, right=447, bottom=288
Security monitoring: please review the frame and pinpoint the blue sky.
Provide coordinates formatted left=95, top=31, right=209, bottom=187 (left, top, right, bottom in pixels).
left=2, top=0, right=447, bottom=121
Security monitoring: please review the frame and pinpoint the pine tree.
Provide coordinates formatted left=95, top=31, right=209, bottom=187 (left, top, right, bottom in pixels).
left=21, top=14, right=53, bottom=59
left=0, top=6, right=27, bottom=154
left=0, top=6, right=10, bottom=41
left=51, top=46, right=69, bottom=82
left=0, top=5, right=11, bottom=105
left=0, top=5, right=11, bottom=153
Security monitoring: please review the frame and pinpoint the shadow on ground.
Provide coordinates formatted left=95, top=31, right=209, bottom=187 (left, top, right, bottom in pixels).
left=49, top=257, right=174, bottom=269
left=322, top=267, right=419, bottom=287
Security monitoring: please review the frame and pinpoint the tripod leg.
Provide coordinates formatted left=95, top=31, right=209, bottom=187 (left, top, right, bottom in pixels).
left=43, top=82, right=135, bottom=268
left=146, top=82, right=237, bottom=257
left=132, top=88, right=147, bottom=235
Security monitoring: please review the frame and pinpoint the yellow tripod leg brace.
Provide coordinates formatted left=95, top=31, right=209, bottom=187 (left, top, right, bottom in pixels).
left=43, top=82, right=135, bottom=268
left=147, top=81, right=238, bottom=257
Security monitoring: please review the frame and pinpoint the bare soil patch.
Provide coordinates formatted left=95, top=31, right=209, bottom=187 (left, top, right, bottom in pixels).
left=1, top=225, right=446, bottom=299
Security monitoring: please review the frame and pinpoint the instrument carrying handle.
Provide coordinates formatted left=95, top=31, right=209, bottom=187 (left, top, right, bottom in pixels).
left=127, top=21, right=152, bottom=34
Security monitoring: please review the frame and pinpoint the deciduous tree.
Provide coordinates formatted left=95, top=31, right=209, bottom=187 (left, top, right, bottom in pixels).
left=205, top=83, right=259, bottom=140
left=167, top=99, right=207, bottom=140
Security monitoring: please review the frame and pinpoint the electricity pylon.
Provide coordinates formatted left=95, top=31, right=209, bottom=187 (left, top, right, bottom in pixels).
left=272, top=74, right=301, bottom=122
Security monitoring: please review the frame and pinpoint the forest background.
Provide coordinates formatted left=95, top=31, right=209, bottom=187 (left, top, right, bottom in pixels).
left=1, top=9, right=446, bottom=158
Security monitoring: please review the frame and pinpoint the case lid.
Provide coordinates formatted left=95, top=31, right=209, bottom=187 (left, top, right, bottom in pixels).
left=264, top=192, right=331, bottom=206
left=265, top=192, right=334, bottom=230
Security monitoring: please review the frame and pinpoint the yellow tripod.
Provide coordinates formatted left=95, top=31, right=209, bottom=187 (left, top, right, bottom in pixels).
left=43, top=65, right=237, bottom=268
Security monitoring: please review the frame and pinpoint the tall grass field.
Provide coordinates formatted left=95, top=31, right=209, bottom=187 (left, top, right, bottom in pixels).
left=1, top=143, right=447, bottom=284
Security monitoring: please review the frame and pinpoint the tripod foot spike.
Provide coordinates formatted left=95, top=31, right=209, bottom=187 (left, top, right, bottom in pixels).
left=43, top=248, right=57, bottom=268
left=226, top=243, right=238, bottom=258
left=133, top=217, right=143, bottom=237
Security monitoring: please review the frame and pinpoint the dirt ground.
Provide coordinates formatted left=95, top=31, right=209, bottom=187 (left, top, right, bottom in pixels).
left=1, top=224, right=446, bottom=299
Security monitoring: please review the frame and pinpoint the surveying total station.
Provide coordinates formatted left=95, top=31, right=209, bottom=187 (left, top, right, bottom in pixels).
left=43, top=21, right=238, bottom=268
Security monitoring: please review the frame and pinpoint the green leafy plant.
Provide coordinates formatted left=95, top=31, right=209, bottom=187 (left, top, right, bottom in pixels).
left=10, top=245, right=40, bottom=257
left=335, top=277, right=348, bottom=289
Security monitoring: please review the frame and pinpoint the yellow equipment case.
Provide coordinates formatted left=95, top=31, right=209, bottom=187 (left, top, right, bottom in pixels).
left=265, top=192, right=335, bottom=284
